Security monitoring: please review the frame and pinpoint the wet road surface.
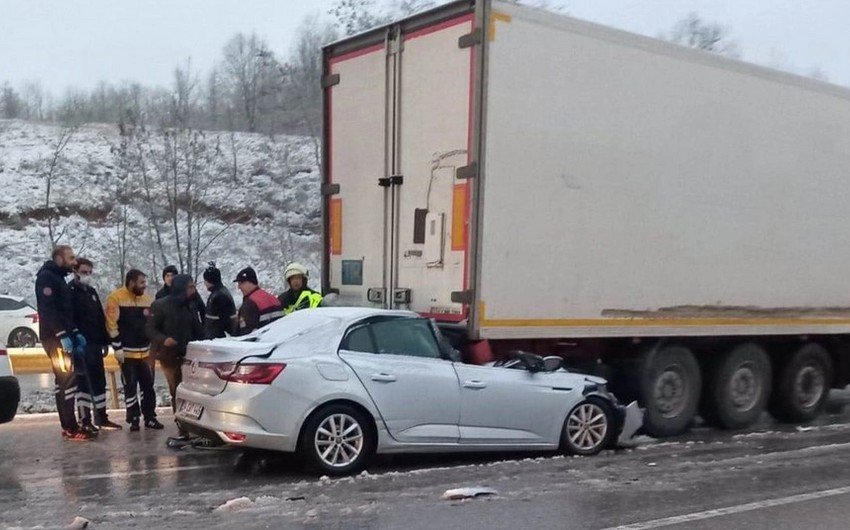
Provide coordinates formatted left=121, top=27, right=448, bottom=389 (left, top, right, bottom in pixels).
left=2, top=404, right=850, bottom=529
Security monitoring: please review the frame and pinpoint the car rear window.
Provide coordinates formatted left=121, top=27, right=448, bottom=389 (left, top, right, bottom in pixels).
left=0, top=298, right=27, bottom=311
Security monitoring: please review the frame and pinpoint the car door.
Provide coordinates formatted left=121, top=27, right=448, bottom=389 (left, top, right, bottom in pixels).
left=453, top=363, right=572, bottom=445
left=338, top=317, right=460, bottom=444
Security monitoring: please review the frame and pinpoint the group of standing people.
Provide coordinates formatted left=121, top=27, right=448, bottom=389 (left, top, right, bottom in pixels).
left=35, top=245, right=322, bottom=442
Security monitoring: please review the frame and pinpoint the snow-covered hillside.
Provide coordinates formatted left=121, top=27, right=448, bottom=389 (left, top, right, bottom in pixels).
left=0, top=119, right=322, bottom=303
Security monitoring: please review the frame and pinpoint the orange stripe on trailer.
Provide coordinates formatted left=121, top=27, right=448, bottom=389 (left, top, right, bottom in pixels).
left=329, top=198, right=343, bottom=256
left=452, top=183, right=468, bottom=251
left=477, top=302, right=850, bottom=328
left=489, top=11, right=512, bottom=41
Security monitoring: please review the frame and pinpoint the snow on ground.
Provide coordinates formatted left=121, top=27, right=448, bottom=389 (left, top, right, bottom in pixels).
left=0, top=118, right=323, bottom=305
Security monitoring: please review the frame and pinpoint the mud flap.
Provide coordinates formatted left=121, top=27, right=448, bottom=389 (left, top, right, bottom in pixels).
left=617, top=401, right=644, bottom=446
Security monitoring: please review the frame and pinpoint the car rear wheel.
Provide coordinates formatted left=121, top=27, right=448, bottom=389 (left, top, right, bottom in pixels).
left=561, top=398, right=615, bottom=456
left=300, top=404, right=375, bottom=476
left=8, top=328, right=38, bottom=348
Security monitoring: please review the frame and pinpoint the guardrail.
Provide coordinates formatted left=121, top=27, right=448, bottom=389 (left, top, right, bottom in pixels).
left=8, top=348, right=158, bottom=410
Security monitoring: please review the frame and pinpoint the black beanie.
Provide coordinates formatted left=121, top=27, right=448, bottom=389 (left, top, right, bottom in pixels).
left=203, top=263, right=222, bottom=285
left=162, top=265, right=178, bottom=279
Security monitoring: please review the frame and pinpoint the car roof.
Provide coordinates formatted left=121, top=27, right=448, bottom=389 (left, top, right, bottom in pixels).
left=291, top=307, right=420, bottom=326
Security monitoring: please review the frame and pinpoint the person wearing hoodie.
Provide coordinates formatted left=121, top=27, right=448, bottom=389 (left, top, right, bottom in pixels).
left=156, top=264, right=206, bottom=323
left=35, top=245, right=93, bottom=441
left=201, top=262, right=236, bottom=339
left=147, top=273, right=204, bottom=439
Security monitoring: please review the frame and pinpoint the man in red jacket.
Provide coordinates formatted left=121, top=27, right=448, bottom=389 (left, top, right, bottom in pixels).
left=233, top=267, right=283, bottom=335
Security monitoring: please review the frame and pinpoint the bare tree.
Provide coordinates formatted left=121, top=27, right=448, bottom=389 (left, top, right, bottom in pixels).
left=42, top=125, right=78, bottom=248
left=221, top=33, right=277, bottom=132
left=666, top=13, right=740, bottom=58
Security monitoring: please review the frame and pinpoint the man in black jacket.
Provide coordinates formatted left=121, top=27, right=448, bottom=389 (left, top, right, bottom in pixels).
left=156, top=264, right=206, bottom=322
left=147, top=274, right=204, bottom=439
left=70, top=258, right=122, bottom=432
left=202, top=263, right=236, bottom=339
left=35, top=245, right=93, bottom=441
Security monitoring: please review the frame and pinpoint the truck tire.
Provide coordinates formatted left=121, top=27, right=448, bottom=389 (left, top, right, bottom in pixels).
left=640, top=345, right=701, bottom=437
left=769, top=343, right=832, bottom=423
left=701, top=343, right=771, bottom=430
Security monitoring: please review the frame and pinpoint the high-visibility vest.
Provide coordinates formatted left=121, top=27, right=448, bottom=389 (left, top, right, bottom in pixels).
left=284, top=290, right=323, bottom=315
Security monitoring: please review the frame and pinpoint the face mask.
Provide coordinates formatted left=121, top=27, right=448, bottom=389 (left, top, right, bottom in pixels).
left=78, top=275, right=93, bottom=286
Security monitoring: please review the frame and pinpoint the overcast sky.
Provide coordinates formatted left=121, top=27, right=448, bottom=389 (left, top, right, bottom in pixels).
left=1, top=0, right=848, bottom=93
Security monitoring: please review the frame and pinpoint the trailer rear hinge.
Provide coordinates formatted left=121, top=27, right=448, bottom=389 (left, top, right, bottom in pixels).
left=456, top=162, right=478, bottom=180
left=322, top=73, right=340, bottom=89
left=380, top=174, right=404, bottom=187
left=321, top=183, right=340, bottom=196
left=458, top=28, right=483, bottom=49
left=451, top=290, right=473, bottom=304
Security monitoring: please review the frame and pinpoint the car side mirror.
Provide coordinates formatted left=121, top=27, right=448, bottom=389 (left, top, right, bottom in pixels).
left=514, top=351, right=545, bottom=373
left=542, top=356, right=564, bottom=372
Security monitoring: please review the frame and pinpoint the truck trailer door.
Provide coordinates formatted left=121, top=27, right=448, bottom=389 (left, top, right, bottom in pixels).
left=324, top=10, right=477, bottom=322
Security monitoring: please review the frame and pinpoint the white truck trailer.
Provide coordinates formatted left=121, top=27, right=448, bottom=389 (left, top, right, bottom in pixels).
left=320, top=0, right=850, bottom=436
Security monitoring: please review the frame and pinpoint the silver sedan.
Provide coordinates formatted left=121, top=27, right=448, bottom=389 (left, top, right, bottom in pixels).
left=175, top=308, right=641, bottom=475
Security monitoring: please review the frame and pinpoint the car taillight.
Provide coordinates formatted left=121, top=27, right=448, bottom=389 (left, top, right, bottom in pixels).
left=203, top=362, right=286, bottom=384
left=26, top=313, right=39, bottom=324
left=223, top=432, right=247, bottom=442
left=0, top=349, right=7, bottom=356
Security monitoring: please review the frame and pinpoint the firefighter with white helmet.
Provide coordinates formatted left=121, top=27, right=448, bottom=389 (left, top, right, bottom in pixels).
left=278, top=262, right=323, bottom=315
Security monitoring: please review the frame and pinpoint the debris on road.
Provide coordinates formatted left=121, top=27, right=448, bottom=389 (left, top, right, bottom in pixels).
left=214, top=497, right=255, bottom=513
left=441, top=487, right=498, bottom=500
left=67, top=516, right=90, bottom=529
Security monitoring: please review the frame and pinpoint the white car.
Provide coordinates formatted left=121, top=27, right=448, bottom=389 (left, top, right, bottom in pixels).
left=0, top=295, right=40, bottom=348
left=176, top=308, right=641, bottom=475
left=0, top=341, right=20, bottom=424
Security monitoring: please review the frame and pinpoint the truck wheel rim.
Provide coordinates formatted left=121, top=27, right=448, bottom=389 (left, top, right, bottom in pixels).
left=654, top=366, right=688, bottom=418
left=729, top=362, right=760, bottom=411
left=315, top=413, right=363, bottom=467
left=567, top=403, right=608, bottom=450
left=795, top=365, right=825, bottom=409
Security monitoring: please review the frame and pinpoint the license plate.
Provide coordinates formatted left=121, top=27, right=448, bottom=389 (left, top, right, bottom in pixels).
left=178, top=399, right=204, bottom=420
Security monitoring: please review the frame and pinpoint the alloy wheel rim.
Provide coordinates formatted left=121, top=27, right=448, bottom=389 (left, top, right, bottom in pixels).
left=315, top=413, right=364, bottom=467
left=567, top=403, right=608, bottom=450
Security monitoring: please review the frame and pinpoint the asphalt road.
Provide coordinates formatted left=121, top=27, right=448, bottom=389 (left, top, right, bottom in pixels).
left=3, top=406, right=850, bottom=529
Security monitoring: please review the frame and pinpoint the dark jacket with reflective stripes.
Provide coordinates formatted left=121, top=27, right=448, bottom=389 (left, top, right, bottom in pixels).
left=35, top=260, right=77, bottom=341
left=204, top=284, right=236, bottom=339
left=69, top=280, right=109, bottom=346
left=236, top=287, right=283, bottom=336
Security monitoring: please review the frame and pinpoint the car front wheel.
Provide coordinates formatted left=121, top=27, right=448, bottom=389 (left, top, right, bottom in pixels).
left=561, top=398, right=615, bottom=456
left=300, top=404, right=375, bottom=476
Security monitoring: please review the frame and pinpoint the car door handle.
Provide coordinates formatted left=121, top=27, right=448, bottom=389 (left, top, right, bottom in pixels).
left=463, top=380, right=487, bottom=389
left=370, top=373, right=397, bottom=383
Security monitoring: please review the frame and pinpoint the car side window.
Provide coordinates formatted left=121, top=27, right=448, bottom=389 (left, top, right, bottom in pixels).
left=370, top=318, right=442, bottom=359
left=0, top=298, right=20, bottom=311
left=341, top=325, right=376, bottom=353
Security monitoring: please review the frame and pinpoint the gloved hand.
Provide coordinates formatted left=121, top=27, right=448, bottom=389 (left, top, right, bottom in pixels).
left=60, top=335, right=74, bottom=353
left=73, top=332, right=87, bottom=350
left=114, top=348, right=125, bottom=364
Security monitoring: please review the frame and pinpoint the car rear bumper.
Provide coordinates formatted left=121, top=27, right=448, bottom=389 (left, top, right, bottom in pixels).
left=174, top=386, right=297, bottom=452
left=0, top=376, right=20, bottom=424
